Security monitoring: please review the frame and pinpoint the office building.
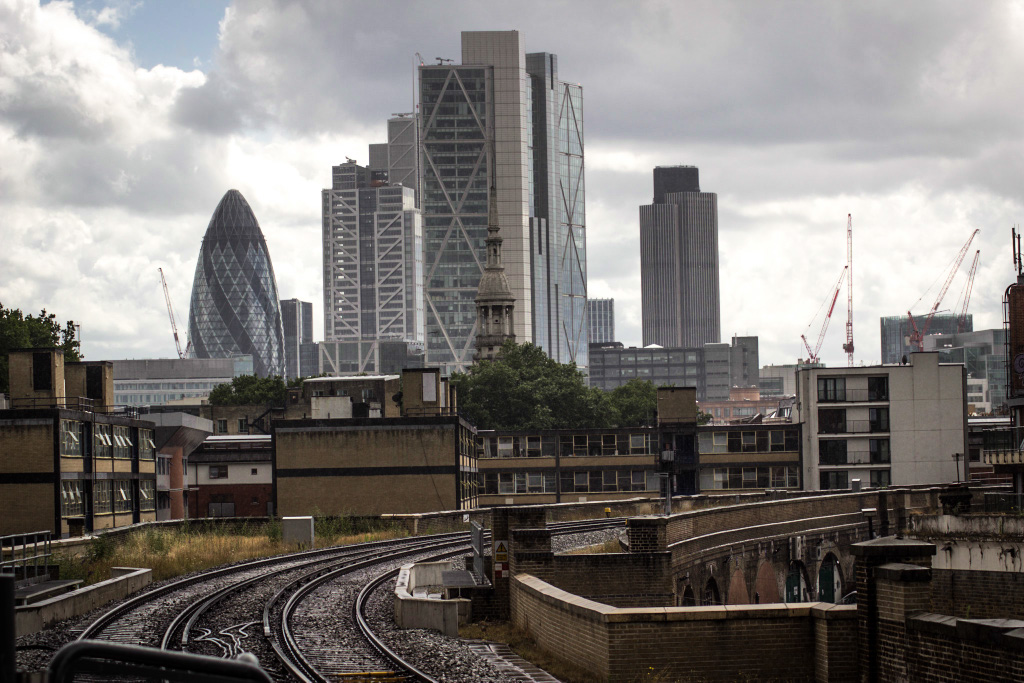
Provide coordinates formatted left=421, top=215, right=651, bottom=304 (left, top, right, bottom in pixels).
left=729, top=335, right=759, bottom=388
left=589, top=342, right=705, bottom=398
left=880, top=313, right=971, bottom=365
left=188, top=189, right=285, bottom=378
left=112, top=356, right=253, bottom=406
left=315, top=339, right=424, bottom=376
left=588, top=299, right=615, bottom=344
left=760, top=361, right=824, bottom=398
left=640, top=166, right=721, bottom=348
left=924, top=328, right=1007, bottom=414
left=321, top=160, right=424, bottom=351
left=418, top=31, right=587, bottom=373
left=795, top=353, right=966, bottom=491
left=280, top=299, right=314, bottom=379
left=369, top=114, right=420, bottom=207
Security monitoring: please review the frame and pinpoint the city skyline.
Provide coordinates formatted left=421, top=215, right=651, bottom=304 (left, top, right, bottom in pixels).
left=1, top=1, right=1023, bottom=370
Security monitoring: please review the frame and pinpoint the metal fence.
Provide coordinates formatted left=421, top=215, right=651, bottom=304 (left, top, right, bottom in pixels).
left=0, top=530, right=52, bottom=588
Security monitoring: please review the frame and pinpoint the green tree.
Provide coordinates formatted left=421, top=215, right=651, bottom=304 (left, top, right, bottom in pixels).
left=450, top=340, right=614, bottom=430
left=697, top=409, right=713, bottom=425
left=208, top=374, right=288, bottom=406
left=608, top=378, right=659, bottom=427
left=0, top=302, right=81, bottom=394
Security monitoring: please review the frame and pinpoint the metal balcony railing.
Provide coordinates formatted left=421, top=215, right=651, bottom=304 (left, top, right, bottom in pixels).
left=818, top=420, right=889, bottom=435
left=817, top=388, right=889, bottom=403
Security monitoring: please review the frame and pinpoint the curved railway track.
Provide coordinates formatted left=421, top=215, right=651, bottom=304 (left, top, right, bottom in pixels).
left=76, top=518, right=624, bottom=682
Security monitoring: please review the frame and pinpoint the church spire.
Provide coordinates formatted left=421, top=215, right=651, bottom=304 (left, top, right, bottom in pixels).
left=474, top=175, right=516, bottom=362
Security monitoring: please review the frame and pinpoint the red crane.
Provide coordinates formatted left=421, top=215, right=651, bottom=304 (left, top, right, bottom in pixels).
left=907, top=229, right=980, bottom=352
left=159, top=268, right=191, bottom=360
left=956, top=250, right=980, bottom=333
left=842, top=214, right=854, bottom=366
left=802, top=266, right=848, bottom=364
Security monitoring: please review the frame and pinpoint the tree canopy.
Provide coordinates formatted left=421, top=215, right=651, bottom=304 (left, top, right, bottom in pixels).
left=0, top=302, right=81, bottom=394
left=208, top=374, right=289, bottom=406
left=450, top=341, right=677, bottom=431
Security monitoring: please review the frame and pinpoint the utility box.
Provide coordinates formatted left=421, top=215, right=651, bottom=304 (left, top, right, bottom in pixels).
left=282, top=516, right=314, bottom=547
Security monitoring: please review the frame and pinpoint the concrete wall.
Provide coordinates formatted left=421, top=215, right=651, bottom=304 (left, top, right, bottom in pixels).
left=15, top=567, right=151, bottom=636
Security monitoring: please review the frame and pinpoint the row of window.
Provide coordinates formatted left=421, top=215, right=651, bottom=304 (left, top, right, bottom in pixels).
left=818, top=408, right=889, bottom=434
left=208, top=465, right=261, bottom=479
left=817, top=376, right=889, bottom=402
left=819, top=439, right=890, bottom=465
left=59, top=421, right=155, bottom=459
left=59, top=479, right=155, bottom=517
left=699, top=466, right=801, bottom=491
left=481, top=470, right=657, bottom=495
left=698, top=429, right=799, bottom=454
left=820, top=470, right=890, bottom=489
left=479, top=433, right=655, bottom=458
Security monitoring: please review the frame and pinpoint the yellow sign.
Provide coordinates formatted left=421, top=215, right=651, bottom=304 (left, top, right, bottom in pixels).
left=494, top=540, right=508, bottom=562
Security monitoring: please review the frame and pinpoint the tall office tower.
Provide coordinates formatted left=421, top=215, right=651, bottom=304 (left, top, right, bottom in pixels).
left=321, top=161, right=424, bottom=348
left=419, top=31, right=587, bottom=373
left=280, top=299, right=313, bottom=379
left=587, top=298, right=615, bottom=344
left=729, top=335, right=759, bottom=388
left=880, top=313, right=971, bottom=364
left=188, top=190, right=285, bottom=378
left=526, top=52, right=588, bottom=366
left=639, top=165, right=721, bottom=348
left=368, top=114, right=421, bottom=207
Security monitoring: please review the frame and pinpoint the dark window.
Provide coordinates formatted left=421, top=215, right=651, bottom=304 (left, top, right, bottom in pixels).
left=32, top=352, right=52, bottom=391
left=870, top=470, right=891, bottom=487
left=785, top=429, right=799, bottom=451
left=251, top=468, right=258, bottom=475
left=817, top=377, right=845, bottom=402
left=820, top=471, right=849, bottom=490
left=869, top=408, right=889, bottom=432
left=868, top=376, right=889, bottom=401
left=209, top=465, right=228, bottom=479
left=727, top=431, right=742, bottom=453
left=820, top=440, right=848, bottom=465
left=216, top=419, right=228, bottom=434
left=869, top=439, right=890, bottom=464
left=237, top=419, right=249, bottom=434
left=486, top=473, right=498, bottom=494
left=818, top=409, right=846, bottom=434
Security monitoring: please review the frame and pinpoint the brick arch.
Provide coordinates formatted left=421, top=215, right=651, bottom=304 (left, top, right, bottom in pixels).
left=703, top=576, right=721, bottom=605
left=817, top=551, right=844, bottom=603
left=681, top=584, right=696, bottom=606
left=754, top=561, right=781, bottom=604
left=727, top=566, right=751, bottom=604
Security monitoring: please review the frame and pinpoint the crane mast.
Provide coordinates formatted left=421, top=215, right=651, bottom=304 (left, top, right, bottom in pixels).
left=957, top=250, right=980, bottom=333
left=842, top=214, right=854, bottom=366
left=907, top=229, right=980, bottom=352
left=159, top=268, right=188, bottom=360
left=801, top=267, right=847, bottom=364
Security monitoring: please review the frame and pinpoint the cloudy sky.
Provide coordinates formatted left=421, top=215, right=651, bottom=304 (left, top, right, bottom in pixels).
left=2, top=0, right=1023, bottom=369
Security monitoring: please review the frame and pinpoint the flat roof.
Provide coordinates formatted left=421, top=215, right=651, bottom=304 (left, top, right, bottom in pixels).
left=304, top=375, right=400, bottom=383
left=204, top=434, right=272, bottom=443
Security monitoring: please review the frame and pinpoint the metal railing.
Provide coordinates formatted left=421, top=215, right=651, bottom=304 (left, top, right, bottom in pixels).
left=817, top=388, right=889, bottom=403
left=982, top=492, right=1024, bottom=513
left=6, top=396, right=140, bottom=418
left=0, top=530, right=51, bottom=588
left=818, top=420, right=889, bottom=435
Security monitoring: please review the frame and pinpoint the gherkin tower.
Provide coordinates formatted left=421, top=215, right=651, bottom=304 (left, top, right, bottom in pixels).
left=188, top=189, right=285, bottom=377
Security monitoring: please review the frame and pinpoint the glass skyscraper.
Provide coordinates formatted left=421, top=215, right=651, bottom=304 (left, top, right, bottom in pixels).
left=188, top=189, right=285, bottom=378
left=418, top=31, right=588, bottom=374
left=587, top=298, right=615, bottom=344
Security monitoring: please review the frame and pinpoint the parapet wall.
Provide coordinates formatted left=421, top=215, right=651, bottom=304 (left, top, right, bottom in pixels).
left=511, top=573, right=858, bottom=683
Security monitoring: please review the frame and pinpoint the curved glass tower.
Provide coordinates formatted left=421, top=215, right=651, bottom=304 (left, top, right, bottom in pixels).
left=188, top=189, right=285, bottom=377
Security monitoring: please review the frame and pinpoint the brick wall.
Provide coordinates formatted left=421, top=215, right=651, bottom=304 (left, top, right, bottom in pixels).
left=190, top=482, right=272, bottom=518
left=511, top=573, right=857, bottom=682
left=931, top=568, right=1024, bottom=619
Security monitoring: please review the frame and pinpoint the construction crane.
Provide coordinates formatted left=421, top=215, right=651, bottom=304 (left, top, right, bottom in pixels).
left=802, top=266, right=848, bottom=364
left=907, top=228, right=980, bottom=352
left=159, top=268, right=191, bottom=359
left=956, top=250, right=980, bottom=333
left=842, top=214, right=855, bottom=366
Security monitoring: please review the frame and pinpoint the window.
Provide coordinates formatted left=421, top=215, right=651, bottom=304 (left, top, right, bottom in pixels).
left=139, top=480, right=155, bottom=511
left=251, top=468, right=258, bottom=475
left=869, top=439, right=890, bottom=464
left=869, top=408, right=889, bottom=432
left=60, top=420, right=82, bottom=457
left=208, top=495, right=235, bottom=517
left=741, top=432, right=756, bottom=453
left=139, top=429, right=156, bottom=460
left=94, top=425, right=112, bottom=458
left=770, top=430, right=785, bottom=453
left=629, top=434, right=646, bottom=454
left=526, top=436, right=542, bottom=457
left=216, top=419, right=228, bottom=434
left=819, top=440, right=848, bottom=466
left=113, top=426, right=133, bottom=459
left=237, top=419, right=249, bottom=434
left=868, top=376, right=889, bottom=401
left=94, top=480, right=113, bottom=514
left=817, top=377, right=846, bottom=402
left=785, top=429, right=800, bottom=452
left=818, top=409, right=846, bottom=434
left=575, top=471, right=588, bottom=492
left=60, top=481, right=84, bottom=517
left=498, top=473, right=514, bottom=495
left=114, top=480, right=132, bottom=512
left=631, top=470, right=646, bottom=491
left=870, top=470, right=891, bottom=488
left=484, top=473, right=498, bottom=494
left=209, top=465, right=228, bottom=479
left=820, top=471, right=849, bottom=490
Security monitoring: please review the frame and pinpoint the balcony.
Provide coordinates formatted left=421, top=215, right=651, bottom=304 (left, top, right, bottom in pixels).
left=819, top=449, right=890, bottom=466
left=817, top=388, right=889, bottom=403
left=818, top=420, right=889, bottom=435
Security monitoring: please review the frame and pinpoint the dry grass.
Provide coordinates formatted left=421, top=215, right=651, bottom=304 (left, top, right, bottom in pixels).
left=54, top=519, right=407, bottom=585
left=459, top=621, right=601, bottom=683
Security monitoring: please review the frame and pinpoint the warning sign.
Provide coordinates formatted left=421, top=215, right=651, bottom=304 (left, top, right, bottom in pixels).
left=494, top=540, right=508, bottom=563
left=494, top=562, right=508, bottom=578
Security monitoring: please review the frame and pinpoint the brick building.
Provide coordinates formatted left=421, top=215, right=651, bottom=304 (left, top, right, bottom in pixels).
left=0, top=349, right=157, bottom=536
left=697, top=422, right=802, bottom=492
left=187, top=435, right=272, bottom=518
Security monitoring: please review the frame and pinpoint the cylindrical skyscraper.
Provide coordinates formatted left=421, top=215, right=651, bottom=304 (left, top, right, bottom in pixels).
left=188, top=189, right=285, bottom=378
left=639, top=166, right=721, bottom=348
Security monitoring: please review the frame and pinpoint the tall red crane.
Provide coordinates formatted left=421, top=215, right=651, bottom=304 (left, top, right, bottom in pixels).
left=159, top=268, right=191, bottom=360
left=802, top=267, right=847, bottom=364
left=907, top=229, right=980, bottom=352
left=956, top=250, right=980, bottom=333
left=842, top=214, right=854, bottom=366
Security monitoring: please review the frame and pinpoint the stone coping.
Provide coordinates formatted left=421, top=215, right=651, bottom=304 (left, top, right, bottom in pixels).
left=515, top=573, right=856, bottom=624
left=876, top=562, right=932, bottom=582
left=909, top=611, right=1024, bottom=649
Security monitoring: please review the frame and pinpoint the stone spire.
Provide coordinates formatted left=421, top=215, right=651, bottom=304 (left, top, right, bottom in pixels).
left=474, top=183, right=516, bottom=362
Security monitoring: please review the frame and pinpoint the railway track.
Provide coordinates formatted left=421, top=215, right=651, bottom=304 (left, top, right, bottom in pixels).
left=74, top=517, right=624, bottom=682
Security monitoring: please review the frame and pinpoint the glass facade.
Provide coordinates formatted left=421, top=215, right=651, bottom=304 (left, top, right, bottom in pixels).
left=587, top=298, right=615, bottom=345
left=880, top=313, right=970, bottom=364
left=188, top=190, right=285, bottom=378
